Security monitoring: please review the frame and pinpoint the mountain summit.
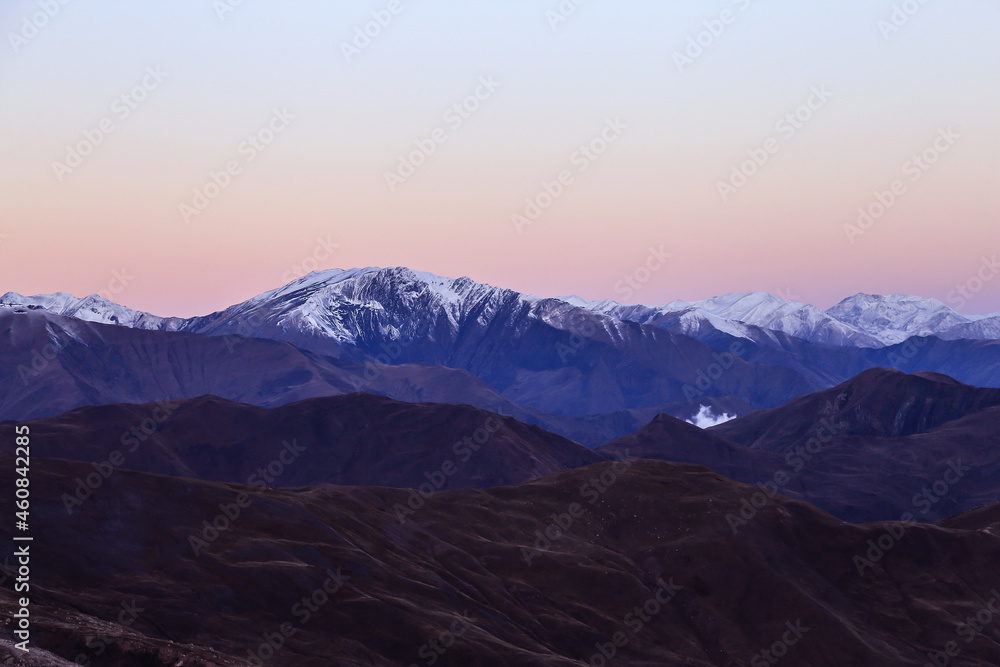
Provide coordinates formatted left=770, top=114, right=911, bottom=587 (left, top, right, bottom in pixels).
left=826, top=293, right=972, bottom=345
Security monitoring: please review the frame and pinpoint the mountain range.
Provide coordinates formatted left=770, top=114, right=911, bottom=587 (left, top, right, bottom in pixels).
left=565, top=289, right=1000, bottom=346
left=5, top=267, right=1000, bottom=665
left=4, top=267, right=1000, bottom=440
left=10, top=366, right=996, bottom=524
left=6, top=268, right=999, bottom=349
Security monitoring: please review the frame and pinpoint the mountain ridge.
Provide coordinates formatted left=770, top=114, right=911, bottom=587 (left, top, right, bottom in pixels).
left=5, top=269, right=996, bottom=348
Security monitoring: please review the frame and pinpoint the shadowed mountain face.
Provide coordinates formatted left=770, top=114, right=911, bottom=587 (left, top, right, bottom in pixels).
left=598, top=370, right=1000, bottom=522
left=4, top=393, right=603, bottom=491
left=571, top=291, right=1000, bottom=391
left=4, top=458, right=1000, bottom=666
left=588, top=321, right=1000, bottom=398
left=603, top=407, right=1000, bottom=523
left=0, top=308, right=511, bottom=421
left=596, top=412, right=785, bottom=483
left=709, top=367, right=1000, bottom=451
left=0, top=308, right=731, bottom=446
left=864, top=336, right=1000, bottom=389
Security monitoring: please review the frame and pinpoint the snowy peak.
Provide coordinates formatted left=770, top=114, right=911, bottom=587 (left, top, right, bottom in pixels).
left=2, top=291, right=91, bottom=313
left=697, top=292, right=882, bottom=347
left=689, top=292, right=816, bottom=324
left=826, top=293, right=971, bottom=345
left=187, top=266, right=539, bottom=348
left=0, top=291, right=178, bottom=329
left=244, top=267, right=382, bottom=305
left=939, top=316, right=1000, bottom=341
left=555, top=295, right=591, bottom=309
left=316, top=267, right=532, bottom=316
left=577, top=291, right=883, bottom=348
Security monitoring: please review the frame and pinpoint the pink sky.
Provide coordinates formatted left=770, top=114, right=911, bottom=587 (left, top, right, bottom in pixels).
left=1, top=1, right=998, bottom=316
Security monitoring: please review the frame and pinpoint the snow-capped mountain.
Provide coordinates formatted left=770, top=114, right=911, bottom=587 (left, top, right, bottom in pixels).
left=9, top=268, right=1000, bottom=419
left=938, top=316, right=1000, bottom=341
left=175, top=266, right=548, bottom=356
left=567, top=292, right=884, bottom=348
left=564, top=299, right=765, bottom=342
left=569, top=291, right=1000, bottom=349
left=825, top=294, right=973, bottom=345
left=3, top=268, right=548, bottom=356
left=8, top=275, right=1000, bottom=352
left=669, top=292, right=885, bottom=348
left=1, top=267, right=821, bottom=417
left=0, top=291, right=182, bottom=329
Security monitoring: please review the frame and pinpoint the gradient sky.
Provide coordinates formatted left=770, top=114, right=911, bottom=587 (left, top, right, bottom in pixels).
left=1, top=0, right=998, bottom=317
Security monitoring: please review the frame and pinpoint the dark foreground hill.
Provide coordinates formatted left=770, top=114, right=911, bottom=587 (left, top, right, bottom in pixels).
left=709, top=367, right=1000, bottom=452
left=2, top=458, right=1000, bottom=666
left=598, top=369, right=1000, bottom=522
left=3, top=392, right=603, bottom=490
left=14, top=368, right=1000, bottom=524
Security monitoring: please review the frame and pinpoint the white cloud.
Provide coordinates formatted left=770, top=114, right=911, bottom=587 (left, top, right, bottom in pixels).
left=685, top=405, right=736, bottom=429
